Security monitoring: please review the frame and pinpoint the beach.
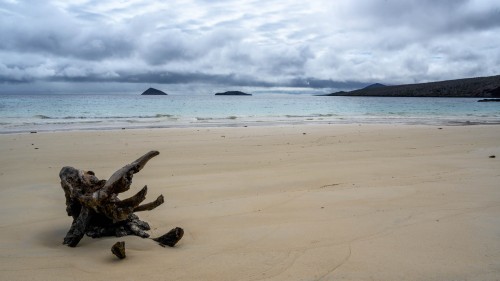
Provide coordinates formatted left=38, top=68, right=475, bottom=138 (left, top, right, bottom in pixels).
left=1, top=124, right=499, bottom=280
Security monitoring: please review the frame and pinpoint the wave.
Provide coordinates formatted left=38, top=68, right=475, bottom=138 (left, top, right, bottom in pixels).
left=33, top=115, right=51, bottom=119
left=24, top=121, right=103, bottom=125
left=285, top=113, right=338, bottom=118
left=33, top=114, right=176, bottom=120
left=196, top=116, right=238, bottom=121
left=195, top=117, right=212, bottom=121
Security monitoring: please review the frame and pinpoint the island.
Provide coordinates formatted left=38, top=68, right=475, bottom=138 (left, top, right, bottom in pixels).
left=215, top=91, right=252, bottom=96
left=318, top=75, right=500, bottom=98
left=141, top=88, right=167, bottom=95
left=478, top=99, right=500, bottom=102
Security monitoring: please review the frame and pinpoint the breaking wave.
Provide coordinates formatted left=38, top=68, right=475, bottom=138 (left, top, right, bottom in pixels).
left=33, top=114, right=176, bottom=120
left=196, top=116, right=238, bottom=121
left=285, top=113, right=339, bottom=118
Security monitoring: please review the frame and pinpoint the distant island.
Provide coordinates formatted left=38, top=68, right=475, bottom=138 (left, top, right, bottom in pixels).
left=319, top=75, right=500, bottom=97
left=141, top=88, right=167, bottom=95
left=215, top=91, right=252, bottom=96
left=478, top=99, right=500, bottom=102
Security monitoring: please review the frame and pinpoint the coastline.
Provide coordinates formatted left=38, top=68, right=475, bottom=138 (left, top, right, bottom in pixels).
left=3, top=115, right=500, bottom=135
left=1, top=124, right=499, bottom=280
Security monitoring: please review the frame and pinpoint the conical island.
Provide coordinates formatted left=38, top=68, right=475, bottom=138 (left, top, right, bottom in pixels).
left=141, top=88, right=168, bottom=95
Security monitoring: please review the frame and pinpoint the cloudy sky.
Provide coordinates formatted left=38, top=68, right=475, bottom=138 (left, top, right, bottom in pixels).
left=1, top=0, right=499, bottom=93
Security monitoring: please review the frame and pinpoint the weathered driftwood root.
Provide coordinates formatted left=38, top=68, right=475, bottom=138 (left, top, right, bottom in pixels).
left=111, top=241, right=126, bottom=259
left=153, top=227, right=184, bottom=247
left=60, top=151, right=169, bottom=247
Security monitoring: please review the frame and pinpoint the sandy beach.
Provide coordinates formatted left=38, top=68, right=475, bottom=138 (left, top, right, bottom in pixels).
left=0, top=124, right=499, bottom=281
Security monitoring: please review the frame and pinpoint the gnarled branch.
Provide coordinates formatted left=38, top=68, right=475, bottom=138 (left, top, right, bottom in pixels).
left=60, top=151, right=169, bottom=247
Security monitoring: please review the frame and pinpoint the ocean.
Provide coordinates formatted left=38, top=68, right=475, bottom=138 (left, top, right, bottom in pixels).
left=1, top=93, right=499, bottom=133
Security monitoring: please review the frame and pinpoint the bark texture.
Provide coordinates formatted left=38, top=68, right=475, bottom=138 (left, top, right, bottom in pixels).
left=60, top=151, right=167, bottom=247
left=153, top=227, right=184, bottom=247
left=111, top=241, right=126, bottom=259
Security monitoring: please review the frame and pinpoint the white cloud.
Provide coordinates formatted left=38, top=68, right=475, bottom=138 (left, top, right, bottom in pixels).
left=0, top=0, right=499, bottom=90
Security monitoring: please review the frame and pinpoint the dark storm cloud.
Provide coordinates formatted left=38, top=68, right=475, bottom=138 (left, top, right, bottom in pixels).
left=45, top=69, right=364, bottom=89
left=47, top=70, right=275, bottom=87
left=288, top=78, right=366, bottom=89
left=0, top=0, right=499, bottom=92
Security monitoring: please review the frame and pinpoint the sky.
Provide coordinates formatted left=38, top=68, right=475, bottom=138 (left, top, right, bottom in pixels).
left=1, top=0, right=500, bottom=93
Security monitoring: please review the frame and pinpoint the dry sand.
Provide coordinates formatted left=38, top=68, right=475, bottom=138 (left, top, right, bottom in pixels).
left=0, top=124, right=499, bottom=280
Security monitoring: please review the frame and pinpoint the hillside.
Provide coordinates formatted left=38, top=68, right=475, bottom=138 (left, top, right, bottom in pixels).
left=322, top=75, right=500, bottom=97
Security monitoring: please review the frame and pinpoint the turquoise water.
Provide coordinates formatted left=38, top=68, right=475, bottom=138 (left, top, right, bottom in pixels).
left=1, top=93, right=499, bottom=133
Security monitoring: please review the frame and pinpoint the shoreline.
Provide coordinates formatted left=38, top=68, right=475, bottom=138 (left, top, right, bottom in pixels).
left=1, top=124, right=499, bottom=280
left=3, top=117, right=500, bottom=135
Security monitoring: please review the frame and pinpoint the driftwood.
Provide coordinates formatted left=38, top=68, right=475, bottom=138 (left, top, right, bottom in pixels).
left=60, top=151, right=182, bottom=248
left=153, top=227, right=184, bottom=247
left=111, top=241, right=126, bottom=259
